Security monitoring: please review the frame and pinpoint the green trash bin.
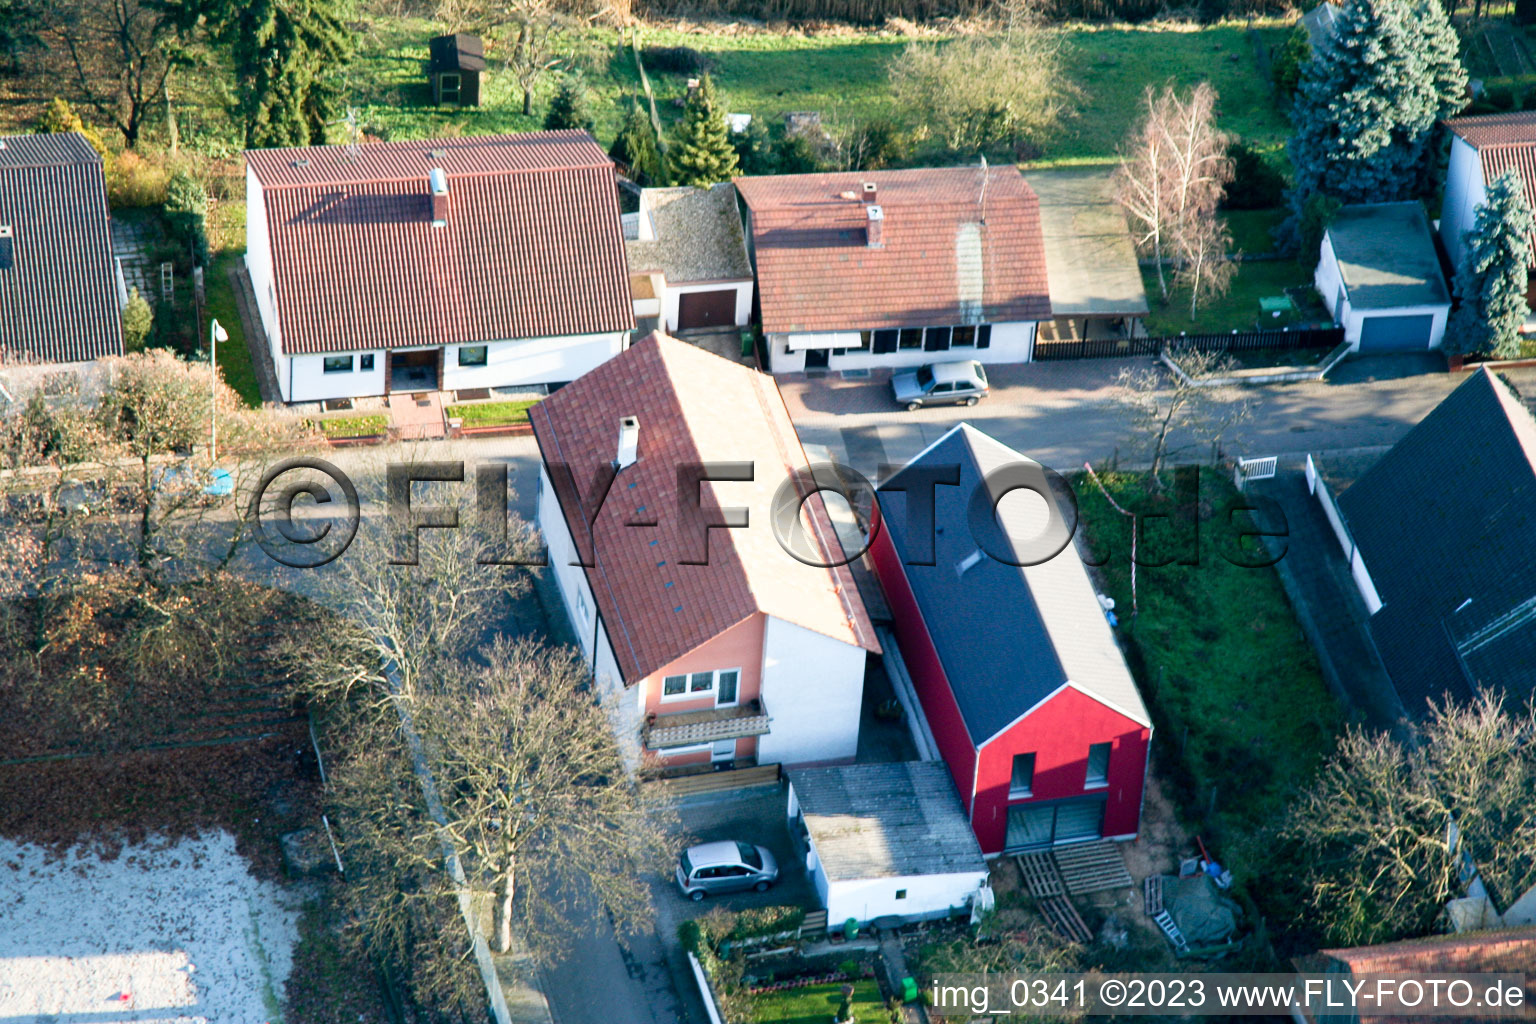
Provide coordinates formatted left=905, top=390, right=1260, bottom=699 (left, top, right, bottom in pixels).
left=842, top=918, right=859, bottom=940
left=740, top=331, right=755, bottom=358
left=901, top=977, right=919, bottom=1003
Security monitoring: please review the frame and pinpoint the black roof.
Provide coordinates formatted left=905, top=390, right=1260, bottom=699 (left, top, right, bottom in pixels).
left=1336, top=369, right=1536, bottom=714
left=0, top=133, right=123, bottom=364
left=876, top=424, right=1149, bottom=747
left=427, top=33, right=486, bottom=74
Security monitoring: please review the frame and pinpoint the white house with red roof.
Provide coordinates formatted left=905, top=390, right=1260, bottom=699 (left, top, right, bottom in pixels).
left=530, top=332, right=880, bottom=771
left=244, top=130, right=634, bottom=403
left=1441, top=112, right=1536, bottom=318
left=733, top=166, right=1052, bottom=374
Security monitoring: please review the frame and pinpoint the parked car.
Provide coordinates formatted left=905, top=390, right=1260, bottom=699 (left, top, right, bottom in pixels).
left=676, top=840, right=779, bottom=901
left=891, top=360, right=990, bottom=410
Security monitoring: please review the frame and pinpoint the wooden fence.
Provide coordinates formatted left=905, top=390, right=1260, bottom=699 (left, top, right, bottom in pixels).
left=1032, top=327, right=1344, bottom=362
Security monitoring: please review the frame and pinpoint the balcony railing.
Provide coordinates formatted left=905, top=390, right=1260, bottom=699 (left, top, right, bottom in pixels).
left=643, top=698, right=771, bottom=750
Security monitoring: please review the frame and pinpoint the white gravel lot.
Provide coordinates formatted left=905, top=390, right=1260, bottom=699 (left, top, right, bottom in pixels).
left=0, top=830, right=302, bottom=1023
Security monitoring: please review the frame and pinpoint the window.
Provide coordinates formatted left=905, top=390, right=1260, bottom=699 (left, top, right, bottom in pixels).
left=953, top=326, right=977, bottom=347
left=976, top=325, right=992, bottom=349
left=898, top=328, right=924, bottom=350
left=717, top=669, right=740, bottom=706
left=663, top=675, right=687, bottom=697
left=359, top=354, right=375, bottom=371
left=689, top=672, right=714, bottom=694
left=872, top=329, right=899, bottom=354
left=895, top=889, right=908, bottom=900
left=736, top=842, right=763, bottom=869
left=661, top=668, right=741, bottom=703
left=458, top=345, right=488, bottom=367
left=932, top=382, right=953, bottom=394
left=924, top=326, right=952, bottom=352
left=1010, top=753, right=1036, bottom=797
left=857, top=331, right=872, bottom=349
left=1086, top=742, right=1112, bottom=787
left=322, top=355, right=354, bottom=374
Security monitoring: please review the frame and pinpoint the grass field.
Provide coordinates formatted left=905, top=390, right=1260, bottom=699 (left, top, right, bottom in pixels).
left=336, top=17, right=1292, bottom=165
left=1140, top=259, right=1320, bottom=335
left=750, top=979, right=887, bottom=1024
left=1072, top=469, right=1342, bottom=870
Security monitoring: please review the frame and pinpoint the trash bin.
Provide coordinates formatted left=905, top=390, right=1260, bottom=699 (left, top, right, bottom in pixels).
left=901, top=977, right=919, bottom=1003
left=842, top=918, right=859, bottom=940
left=740, top=331, right=754, bottom=358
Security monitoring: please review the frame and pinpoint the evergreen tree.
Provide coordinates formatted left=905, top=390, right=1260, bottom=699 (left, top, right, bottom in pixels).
left=122, top=288, right=153, bottom=353
left=1288, top=0, right=1466, bottom=209
left=1447, top=170, right=1534, bottom=358
left=544, top=74, right=595, bottom=135
left=669, top=74, right=738, bottom=188
left=609, top=100, right=663, bottom=186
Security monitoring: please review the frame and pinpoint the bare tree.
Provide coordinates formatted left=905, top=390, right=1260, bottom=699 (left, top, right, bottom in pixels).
left=1113, top=346, right=1251, bottom=487
left=1117, top=83, right=1233, bottom=305
left=1175, top=216, right=1237, bottom=321
left=43, top=0, right=178, bottom=147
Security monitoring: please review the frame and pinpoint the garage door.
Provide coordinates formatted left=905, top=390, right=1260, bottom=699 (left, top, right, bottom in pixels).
left=1358, top=313, right=1433, bottom=351
left=677, top=289, right=737, bottom=330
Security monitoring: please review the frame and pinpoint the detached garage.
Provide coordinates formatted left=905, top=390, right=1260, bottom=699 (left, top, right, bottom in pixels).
left=624, top=184, right=754, bottom=335
left=787, top=762, right=991, bottom=930
left=1314, top=203, right=1450, bottom=353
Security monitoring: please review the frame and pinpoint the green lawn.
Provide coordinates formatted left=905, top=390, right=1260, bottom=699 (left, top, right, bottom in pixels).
left=1224, top=207, right=1286, bottom=256
left=1072, top=470, right=1342, bottom=870
left=339, top=18, right=1291, bottom=165
left=1140, top=258, right=1321, bottom=335
left=208, top=252, right=262, bottom=407
left=444, top=398, right=541, bottom=427
left=317, top=414, right=389, bottom=438
left=750, top=979, right=887, bottom=1024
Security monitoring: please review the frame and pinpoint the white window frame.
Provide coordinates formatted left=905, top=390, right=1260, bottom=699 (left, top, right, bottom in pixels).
left=658, top=667, right=742, bottom=706
left=1085, top=741, right=1112, bottom=789
left=1009, top=751, right=1036, bottom=799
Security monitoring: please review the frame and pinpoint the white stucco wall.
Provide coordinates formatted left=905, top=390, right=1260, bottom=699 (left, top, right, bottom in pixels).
left=1440, top=136, right=1486, bottom=271
left=658, top=280, right=754, bottom=333
left=537, top=463, right=639, bottom=769
left=766, top=321, right=1039, bottom=373
left=756, top=618, right=865, bottom=765
left=825, top=871, right=988, bottom=928
left=1315, top=233, right=1448, bottom=351
left=244, top=168, right=290, bottom=399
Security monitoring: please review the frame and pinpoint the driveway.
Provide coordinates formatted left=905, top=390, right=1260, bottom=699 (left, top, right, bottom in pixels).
left=778, top=354, right=1476, bottom=479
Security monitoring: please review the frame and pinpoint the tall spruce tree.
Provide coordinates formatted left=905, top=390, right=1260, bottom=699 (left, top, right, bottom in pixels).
left=669, top=74, right=738, bottom=187
left=1447, top=170, right=1534, bottom=358
left=1288, top=0, right=1466, bottom=209
left=544, top=74, right=594, bottom=135
left=609, top=99, right=663, bottom=186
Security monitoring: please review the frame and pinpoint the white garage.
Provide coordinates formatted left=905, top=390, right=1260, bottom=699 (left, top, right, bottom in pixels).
left=624, top=183, right=754, bottom=335
left=787, top=762, right=991, bottom=930
left=1314, top=202, right=1451, bottom=353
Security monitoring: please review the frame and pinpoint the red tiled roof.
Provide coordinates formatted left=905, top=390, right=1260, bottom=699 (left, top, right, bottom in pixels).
left=1446, top=112, right=1536, bottom=149
left=1298, top=928, right=1536, bottom=1024
left=530, top=333, right=879, bottom=685
left=247, top=131, right=633, bottom=355
left=734, top=166, right=1052, bottom=335
left=0, top=132, right=123, bottom=363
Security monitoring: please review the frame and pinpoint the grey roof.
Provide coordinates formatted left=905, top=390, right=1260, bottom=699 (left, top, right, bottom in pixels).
left=427, top=33, right=486, bottom=73
left=1028, top=166, right=1149, bottom=318
left=877, top=425, right=1151, bottom=745
left=1302, top=2, right=1340, bottom=50
left=626, top=184, right=753, bottom=284
left=1336, top=369, right=1536, bottom=714
left=0, top=132, right=123, bottom=364
left=788, top=762, right=986, bottom=881
left=1326, top=203, right=1450, bottom=310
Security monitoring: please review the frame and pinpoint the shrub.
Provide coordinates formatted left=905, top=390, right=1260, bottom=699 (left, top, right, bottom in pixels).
left=1222, top=141, right=1286, bottom=210
left=1297, top=192, right=1341, bottom=271
left=1271, top=24, right=1310, bottom=104
left=107, top=151, right=171, bottom=209
left=845, top=116, right=911, bottom=171
left=641, top=45, right=714, bottom=75
left=35, top=97, right=110, bottom=161
left=164, top=170, right=210, bottom=266
left=544, top=74, right=595, bottom=135
left=122, top=288, right=153, bottom=352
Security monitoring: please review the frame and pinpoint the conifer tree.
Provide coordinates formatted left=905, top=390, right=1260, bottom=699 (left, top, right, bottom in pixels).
left=1288, top=0, right=1466, bottom=208
left=669, top=74, right=738, bottom=187
left=609, top=99, right=663, bottom=186
left=1447, top=170, right=1534, bottom=358
left=544, top=74, right=594, bottom=135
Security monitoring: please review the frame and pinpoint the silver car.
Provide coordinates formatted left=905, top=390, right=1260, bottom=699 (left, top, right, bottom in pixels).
left=676, top=840, right=779, bottom=901
left=891, top=360, right=990, bottom=411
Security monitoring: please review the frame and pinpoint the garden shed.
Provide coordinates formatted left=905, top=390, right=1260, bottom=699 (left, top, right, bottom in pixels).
left=786, top=762, right=990, bottom=929
left=427, top=34, right=485, bottom=107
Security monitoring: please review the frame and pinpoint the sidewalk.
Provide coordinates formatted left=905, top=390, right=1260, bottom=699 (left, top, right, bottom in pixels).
left=1251, top=466, right=1409, bottom=737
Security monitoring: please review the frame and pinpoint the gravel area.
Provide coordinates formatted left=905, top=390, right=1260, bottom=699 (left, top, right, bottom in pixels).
left=0, top=830, right=302, bottom=1023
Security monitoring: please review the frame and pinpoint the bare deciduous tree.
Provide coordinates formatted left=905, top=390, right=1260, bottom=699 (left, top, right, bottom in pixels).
left=42, top=0, right=178, bottom=147
left=1113, top=345, right=1251, bottom=486
left=1175, top=216, right=1237, bottom=322
left=1117, top=83, right=1234, bottom=308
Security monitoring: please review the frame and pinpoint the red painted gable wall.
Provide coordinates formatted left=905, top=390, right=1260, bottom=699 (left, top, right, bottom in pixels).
left=972, top=685, right=1149, bottom=855
left=868, top=515, right=978, bottom=817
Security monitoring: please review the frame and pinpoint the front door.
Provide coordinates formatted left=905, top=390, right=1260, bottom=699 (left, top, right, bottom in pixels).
left=389, top=349, right=440, bottom=392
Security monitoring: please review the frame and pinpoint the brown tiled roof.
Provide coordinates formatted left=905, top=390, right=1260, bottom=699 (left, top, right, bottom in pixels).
left=734, top=166, right=1051, bottom=335
left=0, top=132, right=123, bottom=364
left=1444, top=115, right=1536, bottom=269
left=1299, top=928, right=1536, bottom=1024
left=247, top=131, right=633, bottom=355
left=530, top=333, right=879, bottom=685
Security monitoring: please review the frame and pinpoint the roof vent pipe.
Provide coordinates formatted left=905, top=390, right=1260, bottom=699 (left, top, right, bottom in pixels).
left=429, top=167, right=449, bottom=228
left=617, top=415, right=640, bottom=470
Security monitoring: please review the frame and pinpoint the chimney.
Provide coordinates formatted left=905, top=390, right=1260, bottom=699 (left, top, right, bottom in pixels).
left=616, top=415, right=640, bottom=470
left=862, top=181, right=877, bottom=204
left=865, top=204, right=884, bottom=248
left=429, top=167, right=449, bottom=228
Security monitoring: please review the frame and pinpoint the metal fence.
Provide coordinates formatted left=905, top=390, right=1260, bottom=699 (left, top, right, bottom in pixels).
left=1033, top=327, right=1344, bottom=361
